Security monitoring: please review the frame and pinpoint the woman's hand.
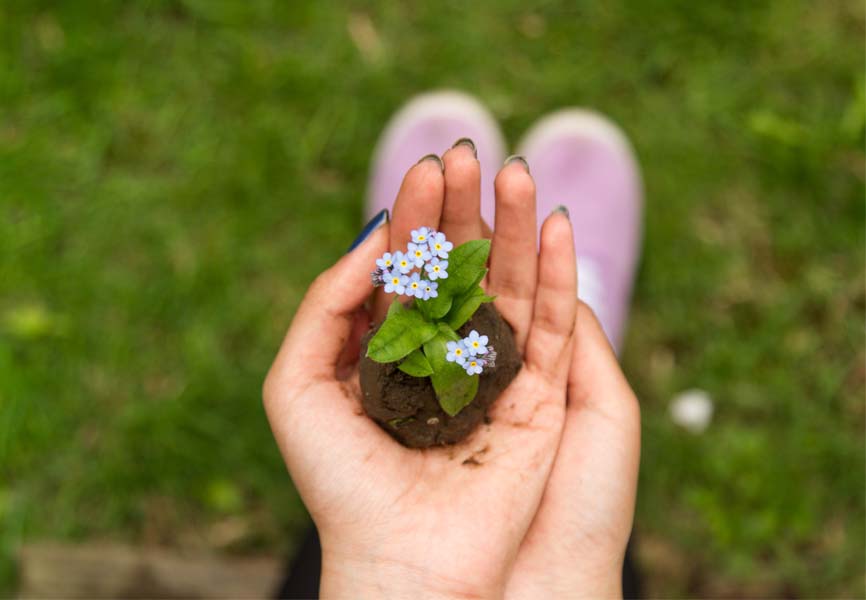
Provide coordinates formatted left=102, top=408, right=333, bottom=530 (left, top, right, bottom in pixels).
left=263, top=150, right=578, bottom=598
left=505, top=302, right=641, bottom=598
left=383, top=144, right=642, bottom=598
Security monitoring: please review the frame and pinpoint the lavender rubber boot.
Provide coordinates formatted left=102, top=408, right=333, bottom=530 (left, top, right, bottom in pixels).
left=516, top=110, right=643, bottom=352
left=366, top=90, right=506, bottom=226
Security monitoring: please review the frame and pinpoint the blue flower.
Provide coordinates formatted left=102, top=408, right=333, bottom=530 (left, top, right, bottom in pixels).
left=463, top=330, right=489, bottom=356
left=421, top=280, right=438, bottom=300
left=463, top=357, right=484, bottom=375
left=407, top=242, right=432, bottom=268
left=392, top=250, right=413, bottom=274
left=429, top=231, right=453, bottom=259
left=383, top=272, right=409, bottom=295
left=424, top=257, right=449, bottom=280
left=405, top=272, right=425, bottom=298
left=375, top=252, right=395, bottom=270
left=445, top=340, right=468, bottom=365
left=410, top=226, right=432, bottom=245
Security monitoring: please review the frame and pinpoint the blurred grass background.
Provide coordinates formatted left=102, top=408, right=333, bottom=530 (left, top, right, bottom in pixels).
left=0, top=0, right=863, bottom=596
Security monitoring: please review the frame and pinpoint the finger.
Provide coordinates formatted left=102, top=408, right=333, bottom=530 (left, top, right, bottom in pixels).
left=524, top=208, right=577, bottom=380
left=439, top=139, right=483, bottom=245
left=560, top=301, right=641, bottom=542
left=269, top=218, right=389, bottom=384
left=372, top=158, right=444, bottom=321
left=390, top=155, right=446, bottom=248
left=488, top=159, right=538, bottom=351
left=569, top=301, right=640, bottom=421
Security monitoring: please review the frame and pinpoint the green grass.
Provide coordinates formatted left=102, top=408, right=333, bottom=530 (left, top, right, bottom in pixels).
left=1, top=0, right=863, bottom=596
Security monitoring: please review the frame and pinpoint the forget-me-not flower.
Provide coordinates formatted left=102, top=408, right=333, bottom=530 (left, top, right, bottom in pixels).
left=463, top=357, right=484, bottom=375
left=463, top=330, right=489, bottom=356
left=384, top=272, right=409, bottom=295
left=407, top=242, right=432, bottom=268
left=392, top=250, right=413, bottom=274
left=421, top=280, right=438, bottom=300
left=425, top=257, right=449, bottom=280
left=405, top=272, right=425, bottom=298
left=375, top=252, right=395, bottom=270
left=410, top=227, right=432, bottom=245
left=445, top=340, right=468, bottom=365
left=429, top=231, right=453, bottom=259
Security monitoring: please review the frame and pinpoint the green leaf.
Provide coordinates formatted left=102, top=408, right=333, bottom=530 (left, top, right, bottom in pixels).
left=387, top=417, right=416, bottom=429
left=423, top=331, right=479, bottom=417
left=415, top=294, right=452, bottom=321
left=437, top=321, right=461, bottom=341
left=464, top=268, right=488, bottom=293
left=440, top=239, right=491, bottom=298
left=398, top=348, right=434, bottom=377
left=422, top=240, right=490, bottom=318
left=445, top=285, right=496, bottom=330
left=367, top=303, right=439, bottom=363
left=387, top=297, right=405, bottom=316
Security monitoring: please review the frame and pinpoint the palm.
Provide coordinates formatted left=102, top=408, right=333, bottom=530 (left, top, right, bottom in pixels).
left=272, top=315, right=569, bottom=595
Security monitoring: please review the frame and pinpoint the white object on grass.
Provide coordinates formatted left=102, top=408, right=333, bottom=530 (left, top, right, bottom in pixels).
left=669, top=389, right=714, bottom=434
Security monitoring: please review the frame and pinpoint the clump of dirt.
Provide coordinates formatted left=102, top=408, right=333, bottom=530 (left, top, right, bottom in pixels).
left=359, top=302, right=521, bottom=448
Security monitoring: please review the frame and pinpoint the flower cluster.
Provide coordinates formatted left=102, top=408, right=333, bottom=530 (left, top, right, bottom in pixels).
left=371, top=227, right=454, bottom=300
left=445, top=330, right=497, bottom=375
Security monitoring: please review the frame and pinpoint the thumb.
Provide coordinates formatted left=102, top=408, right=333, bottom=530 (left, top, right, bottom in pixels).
left=568, top=301, right=639, bottom=420
left=268, top=211, right=390, bottom=386
left=563, top=300, right=641, bottom=540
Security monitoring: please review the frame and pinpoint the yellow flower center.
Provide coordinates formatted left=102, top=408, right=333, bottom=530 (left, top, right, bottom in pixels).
left=472, top=341, right=479, bottom=348
left=455, top=348, right=462, bottom=356
left=411, top=282, right=418, bottom=289
left=433, top=266, right=439, bottom=272
left=434, top=243, right=442, bottom=250
left=418, top=235, right=426, bottom=241
left=415, top=250, right=423, bottom=257
left=384, top=259, right=392, bottom=266
left=391, top=277, right=400, bottom=285
left=470, top=361, right=477, bottom=367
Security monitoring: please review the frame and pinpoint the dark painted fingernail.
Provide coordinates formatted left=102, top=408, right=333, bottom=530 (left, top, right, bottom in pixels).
left=416, top=153, right=445, bottom=172
left=553, top=204, right=570, bottom=219
left=504, top=154, right=530, bottom=174
left=452, top=137, right=477, bottom=159
left=347, top=208, right=389, bottom=253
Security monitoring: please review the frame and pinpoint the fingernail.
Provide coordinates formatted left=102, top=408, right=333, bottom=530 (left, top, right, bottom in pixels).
left=553, top=204, right=570, bottom=219
left=347, top=208, right=389, bottom=253
left=452, top=137, right=478, bottom=159
left=416, top=153, right=445, bottom=172
left=504, top=154, right=530, bottom=174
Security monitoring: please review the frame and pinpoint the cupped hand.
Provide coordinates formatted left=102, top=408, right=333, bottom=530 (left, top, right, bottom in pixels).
left=263, top=151, right=577, bottom=598
left=385, top=145, right=642, bottom=598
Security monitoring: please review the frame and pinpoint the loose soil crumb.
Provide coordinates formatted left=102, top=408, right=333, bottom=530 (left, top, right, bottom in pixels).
left=359, top=303, right=521, bottom=448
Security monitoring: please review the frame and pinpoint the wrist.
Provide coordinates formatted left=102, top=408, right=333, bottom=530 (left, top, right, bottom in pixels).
left=508, top=572, right=621, bottom=600
left=320, top=542, right=501, bottom=599
left=574, top=572, right=622, bottom=599
left=560, top=557, right=623, bottom=598
left=506, top=552, right=624, bottom=600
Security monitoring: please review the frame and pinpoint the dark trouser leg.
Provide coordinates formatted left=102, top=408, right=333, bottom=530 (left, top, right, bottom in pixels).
left=275, top=525, right=321, bottom=599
